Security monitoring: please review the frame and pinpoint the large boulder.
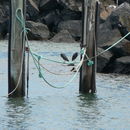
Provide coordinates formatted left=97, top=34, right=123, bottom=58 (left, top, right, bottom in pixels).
left=39, top=0, right=81, bottom=33
left=0, top=20, right=9, bottom=39
left=60, top=8, right=81, bottom=21
left=59, top=0, right=82, bottom=11
left=0, top=1, right=9, bottom=23
left=58, top=20, right=82, bottom=41
left=50, top=30, right=76, bottom=43
left=26, top=0, right=40, bottom=21
left=116, top=0, right=130, bottom=5
left=97, top=47, right=113, bottom=72
left=123, top=41, right=130, bottom=54
left=111, top=2, right=130, bottom=30
left=100, top=39, right=130, bottom=58
left=41, top=10, right=62, bottom=32
left=98, top=22, right=121, bottom=45
left=113, top=56, right=130, bottom=74
left=98, top=3, right=130, bottom=45
left=39, top=0, right=59, bottom=13
left=26, top=21, right=49, bottom=40
left=100, top=5, right=117, bottom=20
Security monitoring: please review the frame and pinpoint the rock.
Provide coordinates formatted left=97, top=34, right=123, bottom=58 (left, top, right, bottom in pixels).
left=100, top=0, right=116, bottom=20
left=100, top=5, right=117, bottom=20
left=98, top=3, right=130, bottom=45
left=100, top=38, right=130, bottom=57
left=0, top=1, right=9, bottom=23
left=26, top=21, right=49, bottom=40
left=98, top=22, right=121, bottom=45
left=26, top=0, right=40, bottom=21
left=50, top=30, right=76, bottom=43
left=123, top=41, right=130, bottom=54
left=0, top=19, right=9, bottom=39
left=100, top=0, right=115, bottom=5
left=59, top=0, right=82, bottom=11
left=39, top=1, right=81, bottom=33
left=97, top=47, right=113, bottom=72
left=111, top=2, right=130, bottom=30
left=58, top=20, right=82, bottom=41
left=41, top=10, right=62, bottom=32
left=60, top=8, right=81, bottom=21
left=116, top=0, right=130, bottom=5
left=39, top=0, right=59, bottom=13
left=114, top=56, right=130, bottom=74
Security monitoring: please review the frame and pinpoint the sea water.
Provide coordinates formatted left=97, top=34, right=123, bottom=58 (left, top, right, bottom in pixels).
left=0, top=41, right=130, bottom=129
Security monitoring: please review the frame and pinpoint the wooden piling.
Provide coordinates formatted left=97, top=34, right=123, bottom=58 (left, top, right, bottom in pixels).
left=8, top=0, right=26, bottom=97
left=79, top=0, right=99, bottom=93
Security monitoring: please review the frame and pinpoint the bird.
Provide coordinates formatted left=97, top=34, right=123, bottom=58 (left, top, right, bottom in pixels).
left=70, top=67, right=77, bottom=72
left=72, top=52, right=78, bottom=61
left=68, top=63, right=75, bottom=66
left=60, top=53, right=69, bottom=62
left=117, top=22, right=130, bottom=41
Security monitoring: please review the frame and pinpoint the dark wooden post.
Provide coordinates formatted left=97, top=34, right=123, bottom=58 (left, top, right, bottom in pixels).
left=80, top=0, right=99, bottom=93
left=8, top=0, right=26, bottom=97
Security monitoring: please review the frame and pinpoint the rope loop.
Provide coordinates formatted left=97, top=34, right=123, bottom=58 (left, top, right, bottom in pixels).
left=16, top=8, right=30, bottom=35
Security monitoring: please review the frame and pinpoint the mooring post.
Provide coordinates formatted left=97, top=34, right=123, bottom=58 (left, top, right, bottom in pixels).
left=8, top=0, right=26, bottom=97
left=80, top=0, right=99, bottom=93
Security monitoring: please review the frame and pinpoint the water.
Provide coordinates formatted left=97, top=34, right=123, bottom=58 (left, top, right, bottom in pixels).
left=0, top=40, right=130, bottom=130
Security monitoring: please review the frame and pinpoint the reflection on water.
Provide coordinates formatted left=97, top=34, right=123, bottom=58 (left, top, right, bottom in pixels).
left=0, top=41, right=130, bottom=129
left=5, top=98, right=31, bottom=129
left=76, top=94, right=100, bottom=129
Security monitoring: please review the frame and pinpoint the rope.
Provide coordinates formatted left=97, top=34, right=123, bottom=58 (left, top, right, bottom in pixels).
left=35, top=49, right=86, bottom=89
left=24, top=33, right=83, bottom=88
left=33, top=52, right=79, bottom=65
left=32, top=31, right=130, bottom=67
left=34, top=58, right=75, bottom=75
left=27, top=34, right=86, bottom=88
left=15, top=8, right=30, bottom=34
left=8, top=7, right=130, bottom=91
left=23, top=19, right=130, bottom=89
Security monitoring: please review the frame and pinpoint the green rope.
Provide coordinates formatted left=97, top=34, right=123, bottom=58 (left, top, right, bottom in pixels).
left=93, top=31, right=130, bottom=58
left=16, top=8, right=31, bottom=38
left=16, top=8, right=130, bottom=65
left=33, top=52, right=78, bottom=65
left=30, top=48, right=80, bottom=89
left=16, top=8, right=81, bottom=89
left=15, top=8, right=130, bottom=89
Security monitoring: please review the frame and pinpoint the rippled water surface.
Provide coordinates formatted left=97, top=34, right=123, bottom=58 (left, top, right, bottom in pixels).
left=0, top=40, right=130, bottom=129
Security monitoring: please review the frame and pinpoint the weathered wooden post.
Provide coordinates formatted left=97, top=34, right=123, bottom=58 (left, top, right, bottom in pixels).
left=80, top=0, right=99, bottom=93
left=116, top=0, right=119, bottom=5
left=8, top=0, right=26, bottom=97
